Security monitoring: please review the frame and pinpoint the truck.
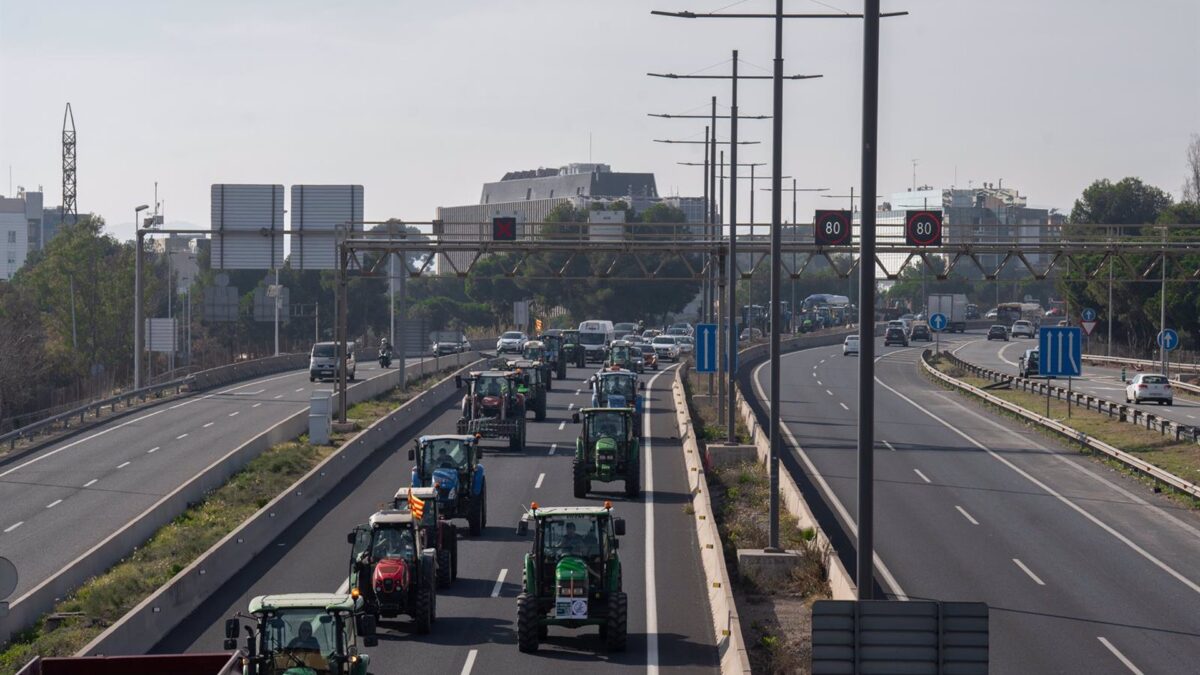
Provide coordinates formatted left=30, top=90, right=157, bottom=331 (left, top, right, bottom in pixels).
left=927, top=293, right=969, bottom=333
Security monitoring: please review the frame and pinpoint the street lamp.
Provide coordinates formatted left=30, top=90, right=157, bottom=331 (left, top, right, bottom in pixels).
left=133, top=204, right=150, bottom=389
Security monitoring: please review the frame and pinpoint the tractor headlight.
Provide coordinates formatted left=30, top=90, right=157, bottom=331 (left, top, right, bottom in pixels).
left=447, top=487, right=458, bottom=500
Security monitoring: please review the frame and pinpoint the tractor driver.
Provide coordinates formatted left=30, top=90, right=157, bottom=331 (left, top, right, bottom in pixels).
left=480, top=377, right=503, bottom=397
left=372, top=527, right=415, bottom=560
left=433, top=442, right=461, bottom=469
left=287, top=621, right=321, bottom=651
left=559, top=521, right=586, bottom=556
left=593, top=414, right=621, bottom=440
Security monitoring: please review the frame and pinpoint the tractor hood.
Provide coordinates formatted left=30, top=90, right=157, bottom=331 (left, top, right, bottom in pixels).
left=555, top=556, right=588, bottom=584
left=595, top=437, right=618, bottom=454
left=373, top=557, right=410, bottom=594
left=481, top=395, right=501, bottom=409
left=431, top=467, right=460, bottom=500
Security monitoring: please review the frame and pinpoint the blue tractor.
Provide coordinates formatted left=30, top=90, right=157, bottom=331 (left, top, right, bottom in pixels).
left=590, top=370, right=644, bottom=418
left=409, top=434, right=488, bottom=536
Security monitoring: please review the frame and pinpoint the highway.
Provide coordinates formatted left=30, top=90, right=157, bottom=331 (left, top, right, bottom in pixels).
left=154, top=362, right=719, bottom=674
left=751, top=330, right=1200, bottom=674
left=954, top=335, right=1200, bottom=429
left=0, top=357, right=426, bottom=601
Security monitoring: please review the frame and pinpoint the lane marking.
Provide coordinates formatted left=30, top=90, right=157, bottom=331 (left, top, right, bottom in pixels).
left=575, top=389, right=582, bottom=396
left=568, top=403, right=575, bottom=411
left=535, top=473, right=545, bottom=489
left=117, top=461, right=131, bottom=469
left=997, top=340, right=1022, bottom=367
left=295, top=388, right=305, bottom=393
left=460, top=649, right=479, bottom=675
left=826, top=389, right=834, bottom=396
left=0, top=407, right=168, bottom=479
left=491, top=568, right=507, bottom=598
left=335, top=577, right=350, bottom=594
left=816, top=379, right=823, bottom=386
left=147, top=446, right=160, bottom=454
left=1013, top=558, right=1045, bottom=586
left=879, top=377, right=1200, bottom=596
left=252, top=402, right=262, bottom=408
left=176, top=433, right=188, bottom=440
left=83, top=479, right=98, bottom=487
left=218, top=371, right=307, bottom=395
left=955, top=505, right=979, bottom=525
left=558, top=421, right=566, bottom=431
left=229, top=389, right=264, bottom=397
left=820, top=359, right=826, bottom=364
left=229, top=411, right=240, bottom=417
left=753, top=358, right=909, bottom=600
left=4, top=522, right=23, bottom=533
left=839, top=402, right=849, bottom=411
left=883, top=440, right=897, bottom=452
left=1097, top=637, right=1144, bottom=675
left=913, top=469, right=931, bottom=484
left=548, top=443, right=557, bottom=456
left=46, top=499, right=62, bottom=509
left=202, top=422, right=214, bottom=428
left=273, top=394, right=284, bottom=399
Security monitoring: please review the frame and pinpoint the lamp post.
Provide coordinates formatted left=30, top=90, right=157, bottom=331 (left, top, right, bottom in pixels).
left=133, top=203, right=150, bottom=389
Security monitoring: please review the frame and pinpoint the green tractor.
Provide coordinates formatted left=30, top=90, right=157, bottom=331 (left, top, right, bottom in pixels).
left=604, top=340, right=641, bottom=373
left=521, top=340, right=555, bottom=390
left=508, top=359, right=548, bottom=421
left=570, top=407, right=640, bottom=499
left=222, top=593, right=377, bottom=675
left=559, top=329, right=586, bottom=368
left=538, top=333, right=569, bottom=380
left=515, top=503, right=628, bottom=653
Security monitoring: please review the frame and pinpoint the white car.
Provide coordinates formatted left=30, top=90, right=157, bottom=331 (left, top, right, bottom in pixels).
left=651, top=335, right=681, bottom=362
left=1011, top=320, right=1036, bottom=339
left=843, top=335, right=860, bottom=356
left=1126, top=374, right=1173, bottom=405
left=496, top=331, right=527, bottom=353
left=675, top=336, right=695, bottom=355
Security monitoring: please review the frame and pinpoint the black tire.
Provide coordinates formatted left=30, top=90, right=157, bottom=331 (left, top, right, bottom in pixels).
left=414, top=582, right=434, bottom=634
left=468, top=492, right=483, bottom=536
left=605, top=592, right=628, bottom=652
left=535, top=396, right=547, bottom=421
left=481, top=485, right=488, bottom=530
left=309, top=376, right=315, bottom=382
left=517, top=593, right=540, bottom=653
left=625, top=452, right=640, bottom=499
left=437, top=549, right=452, bottom=589
left=545, top=373, right=552, bottom=392
left=573, top=458, right=589, bottom=499
left=449, top=527, right=459, bottom=580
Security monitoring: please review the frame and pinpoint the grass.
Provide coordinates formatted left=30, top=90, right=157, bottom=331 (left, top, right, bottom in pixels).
left=929, top=356, right=1200, bottom=500
left=0, top=367, right=457, bottom=674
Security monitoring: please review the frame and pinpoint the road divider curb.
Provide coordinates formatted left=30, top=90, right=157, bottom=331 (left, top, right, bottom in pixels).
left=923, top=350, right=1200, bottom=501
left=669, top=370, right=752, bottom=675
left=74, top=353, right=483, bottom=656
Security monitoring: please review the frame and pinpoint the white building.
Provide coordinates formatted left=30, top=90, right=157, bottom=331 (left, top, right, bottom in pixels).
left=0, top=190, right=42, bottom=280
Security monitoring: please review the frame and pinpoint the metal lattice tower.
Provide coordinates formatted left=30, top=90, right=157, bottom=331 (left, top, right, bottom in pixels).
left=62, top=103, right=77, bottom=224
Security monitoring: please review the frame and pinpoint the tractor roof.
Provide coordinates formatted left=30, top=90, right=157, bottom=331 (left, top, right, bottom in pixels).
left=249, top=593, right=358, bottom=614
left=471, top=370, right=516, bottom=378
left=532, top=505, right=614, bottom=517
left=510, top=360, right=537, bottom=368
left=610, top=340, right=632, bottom=347
left=579, top=407, right=634, bottom=415
left=418, top=434, right=476, bottom=444
left=395, top=486, right=438, bottom=501
left=369, top=509, right=415, bottom=526
left=598, top=370, right=637, bottom=379
left=525, top=340, right=545, bottom=348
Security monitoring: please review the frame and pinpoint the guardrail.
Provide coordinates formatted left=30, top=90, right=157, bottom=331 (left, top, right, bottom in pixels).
left=1082, top=353, right=1200, bottom=378
left=924, top=350, right=1200, bottom=501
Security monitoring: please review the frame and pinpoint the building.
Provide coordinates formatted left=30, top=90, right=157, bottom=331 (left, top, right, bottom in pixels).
left=435, top=163, right=706, bottom=274
left=0, top=189, right=44, bottom=280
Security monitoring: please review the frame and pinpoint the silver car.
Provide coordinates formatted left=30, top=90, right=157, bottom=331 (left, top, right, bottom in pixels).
left=496, top=331, right=527, bottom=353
left=652, top=335, right=681, bottom=362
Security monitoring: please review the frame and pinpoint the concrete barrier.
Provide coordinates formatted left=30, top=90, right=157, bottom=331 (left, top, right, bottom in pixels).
left=670, top=371, right=752, bottom=675
left=0, top=351, right=479, bottom=646
left=76, top=353, right=483, bottom=656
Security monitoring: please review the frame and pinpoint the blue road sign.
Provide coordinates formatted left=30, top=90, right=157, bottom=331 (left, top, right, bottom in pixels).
left=695, top=323, right=717, bottom=373
left=1158, top=328, right=1179, bottom=351
left=1039, top=326, right=1082, bottom=377
left=929, top=313, right=949, bottom=332
left=1082, top=308, right=1097, bottom=322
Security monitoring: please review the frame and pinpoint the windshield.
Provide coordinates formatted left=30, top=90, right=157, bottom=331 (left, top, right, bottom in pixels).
left=579, top=333, right=606, bottom=345
left=524, top=346, right=545, bottom=360
left=611, top=346, right=630, bottom=361
left=640, top=345, right=655, bottom=355
left=653, top=337, right=675, bottom=345
left=1143, top=376, right=1168, bottom=384
left=422, top=438, right=467, bottom=473
left=542, top=515, right=603, bottom=560
left=601, top=376, right=635, bottom=398
left=262, top=608, right=338, bottom=660
left=589, top=412, right=627, bottom=440
left=371, top=526, right=416, bottom=560
left=502, top=332, right=523, bottom=339
left=478, top=377, right=508, bottom=397
left=312, top=344, right=335, bottom=357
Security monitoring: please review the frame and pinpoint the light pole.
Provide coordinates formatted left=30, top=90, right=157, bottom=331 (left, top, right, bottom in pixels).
left=133, top=203, right=150, bottom=389
left=770, top=183, right=830, bottom=330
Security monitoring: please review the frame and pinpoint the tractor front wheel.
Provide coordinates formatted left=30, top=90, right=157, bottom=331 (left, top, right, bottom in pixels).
left=605, top=592, right=628, bottom=652
left=468, top=493, right=484, bottom=536
left=625, top=454, right=641, bottom=499
left=517, top=593, right=541, bottom=653
left=414, top=582, right=435, bottom=634
left=535, top=396, right=547, bottom=421
left=573, top=458, right=589, bottom=499
left=449, top=526, right=459, bottom=580
left=545, top=373, right=552, bottom=391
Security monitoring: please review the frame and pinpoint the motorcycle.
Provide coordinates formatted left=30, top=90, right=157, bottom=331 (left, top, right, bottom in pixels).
left=379, top=349, right=393, bottom=368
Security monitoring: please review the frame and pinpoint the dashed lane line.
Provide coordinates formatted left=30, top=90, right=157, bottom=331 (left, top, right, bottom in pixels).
left=176, top=433, right=188, bottom=440
left=117, top=461, right=131, bottom=469
left=1013, top=558, right=1045, bottom=586
left=548, top=443, right=557, bottom=456
left=913, top=469, right=931, bottom=484
left=203, top=422, right=214, bottom=428
left=460, top=650, right=479, bottom=675
left=956, top=505, right=980, bottom=525
left=4, top=522, right=23, bottom=533
left=83, top=479, right=98, bottom=487
left=558, top=421, right=566, bottom=431
left=46, top=500, right=62, bottom=509
left=839, top=402, right=849, bottom=411
left=147, top=446, right=160, bottom=454
left=491, top=569, right=507, bottom=598
left=1097, top=637, right=1143, bottom=675
left=535, top=473, right=545, bottom=489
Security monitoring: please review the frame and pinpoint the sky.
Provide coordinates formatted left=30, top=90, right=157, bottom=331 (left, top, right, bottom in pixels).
left=1, top=0, right=1197, bottom=242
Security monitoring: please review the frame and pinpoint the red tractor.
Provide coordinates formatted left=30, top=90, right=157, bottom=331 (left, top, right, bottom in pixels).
left=347, top=509, right=439, bottom=633
left=455, top=370, right=527, bottom=451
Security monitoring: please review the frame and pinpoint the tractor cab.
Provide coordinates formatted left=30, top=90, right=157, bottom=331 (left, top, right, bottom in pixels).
left=223, top=593, right=376, bottom=675
left=538, top=333, right=568, bottom=379
left=455, top=370, right=526, bottom=451
left=508, top=360, right=549, bottom=420
left=394, top=486, right=460, bottom=587
left=571, top=407, right=640, bottom=498
left=605, top=340, right=637, bottom=372
left=408, top=434, right=488, bottom=535
left=515, top=503, right=627, bottom=654
left=590, top=371, right=644, bottom=416
left=560, top=329, right=585, bottom=368
left=347, top=511, right=438, bottom=633
left=520, top=341, right=555, bottom=391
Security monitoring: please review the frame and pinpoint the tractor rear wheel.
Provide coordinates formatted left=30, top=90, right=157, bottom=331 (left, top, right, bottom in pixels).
left=415, top=582, right=434, bottom=634
left=625, top=453, right=641, bottom=499
left=545, top=372, right=552, bottom=391
left=468, top=493, right=483, bottom=536
left=573, top=458, right=589, bottom=499
left=517, top=593, right=540, bottom=653
left=535, top=396, right=547, bottom=421
left=481, top=485, right=488, bottom=530
left=605, top=592, right=628, bottom=652
left=449, top=526, right=459, bottom=580
left=437, top=549, right=452, bottom=589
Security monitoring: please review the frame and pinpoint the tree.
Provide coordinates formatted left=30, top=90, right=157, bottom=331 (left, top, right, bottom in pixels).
left=1069, top=177, right=1173, bottom=226
left=1184, top=133, right=1200, bottom=203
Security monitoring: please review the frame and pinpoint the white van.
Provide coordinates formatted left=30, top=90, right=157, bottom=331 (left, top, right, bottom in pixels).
left=578, top=320, right=615, bottom=363
left=309, top=341, right=356, bottom=382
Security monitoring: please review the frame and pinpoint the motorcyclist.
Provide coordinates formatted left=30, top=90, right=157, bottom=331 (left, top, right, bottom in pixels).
left=380, top=337, right=393, bottom=356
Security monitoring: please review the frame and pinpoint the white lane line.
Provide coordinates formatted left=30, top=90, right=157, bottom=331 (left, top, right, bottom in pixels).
left=820, top=359, right=826, bottom=364
left=817, top=380, right=823, bottom=386
left=460, top=649, right=479, bottom=675
left=273, top=394, right=284, bottom=399
left=295, top=387, right=305, bottom=392
left=1189, top=415, right=1197, bottom=420
left=558, top=421, right=566, bottom=431
left=4, top=522, right=23, bottom=533
left=997, top=340, right=1022, bottom=367
left=643, top=366, right=672, bottom=674
left=229, top=411, right=240, bottom=417
left=147, top=446, right=160, bottom=454
left=955, top=505, right=980, bottom=525
left=913, top=469, right=931, bottom=484
left=839, top=402, right=849, bottom=411
left=1013, top=558, right=1045, bottom=586
left=0, top=407, right=169, bottom=479
left=811, top=372, right=817, bottom=377
left=229, top=389, right=264, bottom=397
left=880, top=377, right=1200, bottom=597
left=568, top=403, right=575, bottom=411
left=491, top=569, right=508, bottom=598
left=548, top=443, right=557, bottom=456
left=252, top=402, right=262, bottom=408
left=202, top=422, right=214, bottom=428
left=883, top=440, right=897, bottom=452
left=117, top=461, right=131, bottom=469
left=535, top=473, right=545, bottom=489
left=217, top=371, right=304, bottom=395
left=575, top=389, right=582, bottom=396
left=176, top=433, right=188, bottom=440
left=826, top=389, right=833, bottom=396
left=46, top=499, right=62, bottom=509
left=83, top=479, right=98, bottom=487
left=1097, top=637, right=1144, bottom=675
left=753, top=359, right=909, bottom=600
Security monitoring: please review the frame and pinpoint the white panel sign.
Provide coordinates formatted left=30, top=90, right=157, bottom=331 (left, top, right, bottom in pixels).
left=290, top=185, right=364, bottom=270
left=211, top=184, right=285, bottom=269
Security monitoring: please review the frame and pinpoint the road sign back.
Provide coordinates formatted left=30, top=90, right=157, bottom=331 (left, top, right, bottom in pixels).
left=695, top=323, right=718, bottom=373
left=1039, top=326, right=1082, bottom=377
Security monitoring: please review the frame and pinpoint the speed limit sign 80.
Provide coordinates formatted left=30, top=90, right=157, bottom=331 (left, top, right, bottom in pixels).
left=813, top=210, right=852, bottom=246
left=905, top=210, right=943, bottom=246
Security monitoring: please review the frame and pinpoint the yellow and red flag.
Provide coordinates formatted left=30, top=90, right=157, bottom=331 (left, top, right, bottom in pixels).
left=408, top=491, right=425, bottom=520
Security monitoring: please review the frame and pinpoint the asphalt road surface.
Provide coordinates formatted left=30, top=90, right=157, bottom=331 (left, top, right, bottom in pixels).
left=155, top=362, right=719, bottom=674
left=0, top=358, right=426, bottom=600
left=750, top=330, right=1200, bottom=674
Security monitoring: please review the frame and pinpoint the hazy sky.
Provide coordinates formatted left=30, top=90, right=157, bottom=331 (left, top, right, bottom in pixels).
left=2, top=0, right=1197, bottom=242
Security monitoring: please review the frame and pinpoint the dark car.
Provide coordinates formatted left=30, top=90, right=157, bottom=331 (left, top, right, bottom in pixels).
left=910, top=324, right=932, bottom=342
left=884, top=327, right=909, bottom=347
left=987, top=325, right=1009, bottom=341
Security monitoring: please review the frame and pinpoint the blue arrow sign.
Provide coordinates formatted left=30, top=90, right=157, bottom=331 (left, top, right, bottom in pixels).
left=1082, top=308, right=1097, bottom=322
left=695, top=323, right=718, bottom=373
left=928, top=313, right=948, bottom=332
left=1039, top=326, right=1082, bottom=377
left=1158, top=329, right=1179, bottom=351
